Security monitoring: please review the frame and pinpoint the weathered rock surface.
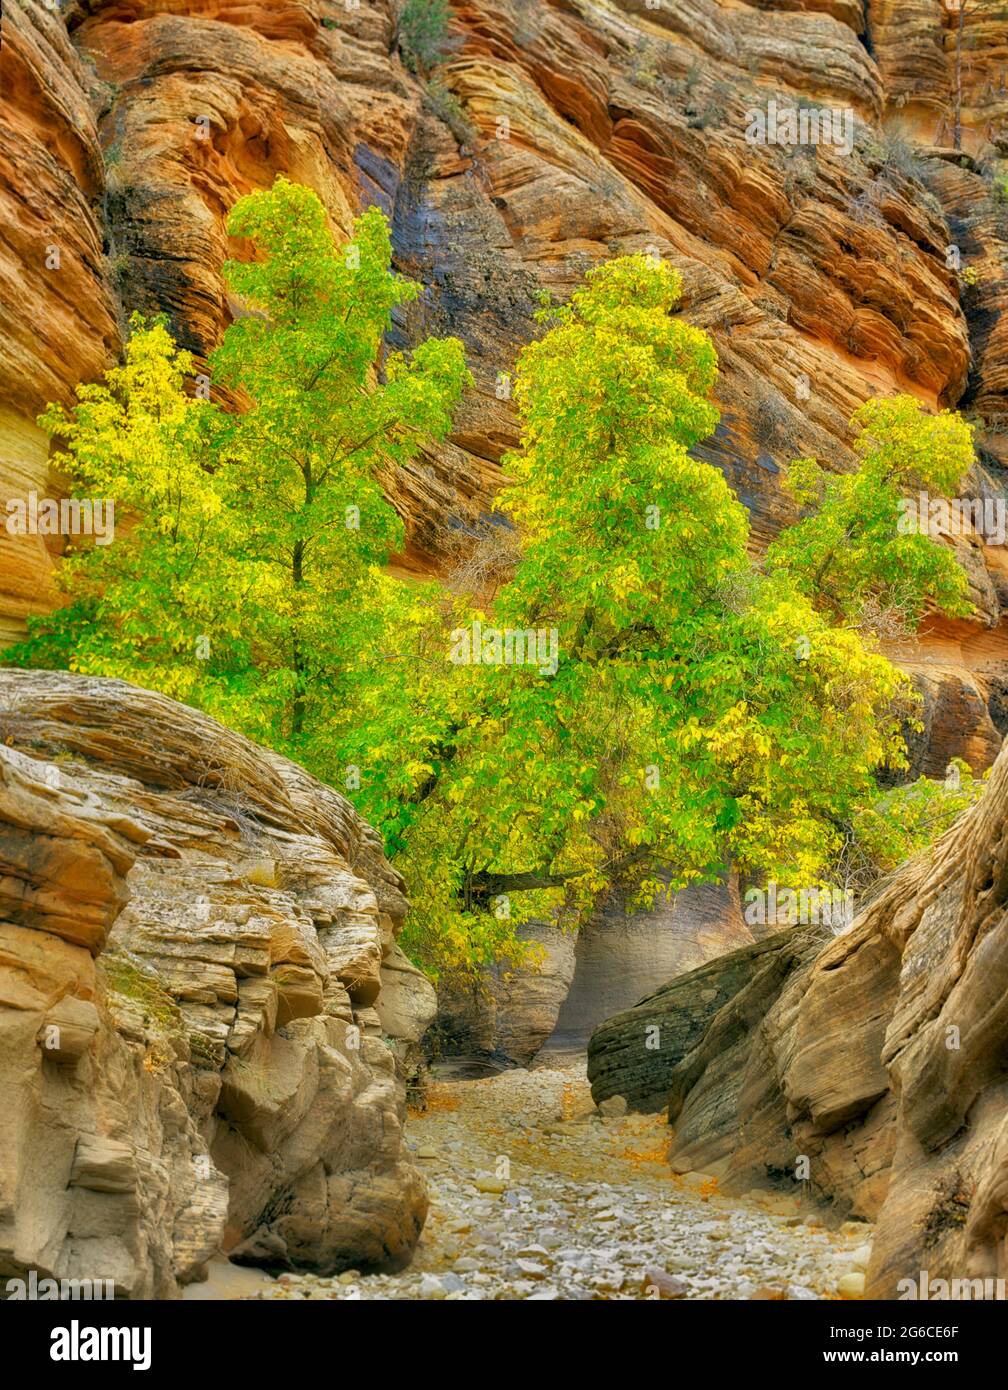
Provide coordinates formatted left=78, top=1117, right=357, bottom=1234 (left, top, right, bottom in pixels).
left=554, top=876, right=756, bottom=1049
left=377, top=940, right=439, bottom=1088
left=435, top=877, right=754, bottom=1068
left=589, top=734, right=1008, bottom=1297
left=586, top=928, right=804, bottom=1114
left=434, top=920, right=577, bottom=1067
left=0, top=668, right=434, bottom=1297
left=0, top=0, right=1004, bottom=772
left=0, top=0, right=121, bottom=640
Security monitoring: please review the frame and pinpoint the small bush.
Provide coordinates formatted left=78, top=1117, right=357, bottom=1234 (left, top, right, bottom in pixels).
left=110, top=252, right=130, bottom=287
left=852, top=759, right=987, bottom=877
left=422, top=79, right=475, bottom=146
left=104, top=955, right=182, bottom=1032
left=398, top=0, right=453, bottom=76
left=631, top=38, right=659, bottom=91
left=868, top=131, right=928, bottom=185
left=187, top=1030, right=220, bottom=1069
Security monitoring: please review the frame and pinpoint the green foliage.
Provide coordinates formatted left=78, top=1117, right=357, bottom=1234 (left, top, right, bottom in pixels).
left=852, top=758, right=988, bottom=874
left=187, top=1030, right=221, bottom=1069
left=10, top=187, right=983, bottom=983
left=397, top=0, right=453, bottom=76
left=422, top=79, right=475, bottom=146
left=765, top=395, right=975, bottom=629
left=367, top=260, right=976, bottom=977
left=211, top=178, right=470, bottom=749
left=103, top=955, right=182, bottom=1032
left=10, top=317, right=248, bottom=720
left=630, top=38, right=660, bottom=91
left=11, top=176, right=471, bottom=758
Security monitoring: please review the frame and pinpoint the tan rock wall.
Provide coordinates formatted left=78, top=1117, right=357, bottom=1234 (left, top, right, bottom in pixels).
left=0, top=5, right=1003, bottom=691
left=624, top=733, right=1008, bottom=1296
left=0, top=669, right=435, bottom=1296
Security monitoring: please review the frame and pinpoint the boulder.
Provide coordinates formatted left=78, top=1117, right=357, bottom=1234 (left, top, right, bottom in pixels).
left=434, top=920, right=577, bottom=1067
left=637, top=734, right=1008, bottom=1297
left=375, top=942, right=438, bottom=1087
left=587, top=929, right=805, bottom=1113
left=0, top=669, right=429, bottom=1296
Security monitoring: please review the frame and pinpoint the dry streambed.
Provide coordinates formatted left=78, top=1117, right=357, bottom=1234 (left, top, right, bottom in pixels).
left=246, top=1058, right=872, bottom=1302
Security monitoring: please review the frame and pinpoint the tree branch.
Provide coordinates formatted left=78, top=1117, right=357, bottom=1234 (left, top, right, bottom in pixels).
left=466, top=847, right=651, bottom=903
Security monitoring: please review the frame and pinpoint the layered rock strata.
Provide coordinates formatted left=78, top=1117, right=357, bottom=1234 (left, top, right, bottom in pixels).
left=588, top=734, right=1008, bottom=1297
left=0, top=668, right=435, bottom=1297
left=0, top=1, right=1005, bottom=769
left=436, top=876, right=755, bottom=1068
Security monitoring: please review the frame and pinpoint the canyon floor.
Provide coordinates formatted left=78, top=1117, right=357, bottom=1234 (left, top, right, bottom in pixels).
left=206, top=1054, right=873, bottom=1302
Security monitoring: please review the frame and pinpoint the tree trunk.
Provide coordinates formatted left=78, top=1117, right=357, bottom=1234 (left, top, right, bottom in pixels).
left=291, top=537, right=305, bottom=737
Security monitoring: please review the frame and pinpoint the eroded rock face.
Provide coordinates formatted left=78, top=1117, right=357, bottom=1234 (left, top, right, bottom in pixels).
left=586, top=927, right=798, bottom=1114
left=0, top=0, right=1005, bottom=769
left=434, top=920, right=578, bottom=1067
left=0, top=669, right=435, bottom=1297
left=555, top=876, right=755, bottom=1051
left=592, top=735, right=1008, bottom=1296
left=0, top=0, right=120, bottom=641
left=434, top=878, right=754, bottom=1068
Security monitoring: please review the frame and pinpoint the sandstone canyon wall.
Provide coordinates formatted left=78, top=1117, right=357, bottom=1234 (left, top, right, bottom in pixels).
left=435, top=875, right=756, bottom=1066
left=3, top=1, right=1008, bottom=1074
left=0, top=669, right=435, bottom=1297
left=588, top=732, right=1008, bottom=1298
left=1, top=0, right=1006, bottom=764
